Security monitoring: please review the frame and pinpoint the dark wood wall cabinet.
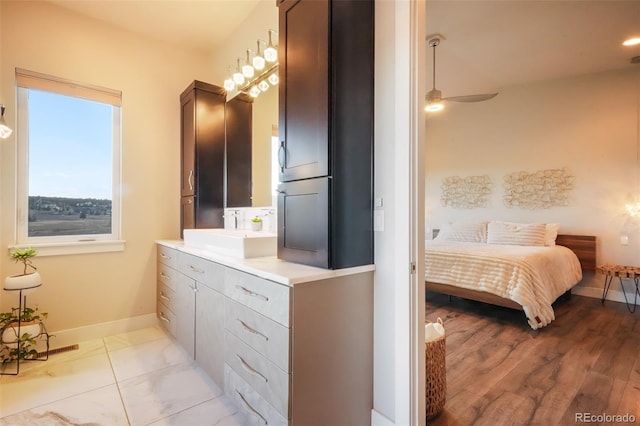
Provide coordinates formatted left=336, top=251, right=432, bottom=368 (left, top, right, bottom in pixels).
left=277, top=0, right=374, bottom=269
left=180, top=81, right=226, bottom=235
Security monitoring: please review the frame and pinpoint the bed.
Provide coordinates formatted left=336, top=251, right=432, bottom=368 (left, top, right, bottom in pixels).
left=425, top=221, right=596, bottom=329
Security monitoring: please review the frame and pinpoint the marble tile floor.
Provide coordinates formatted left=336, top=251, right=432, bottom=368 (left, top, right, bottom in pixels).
left=0, top=326, right=247, bottom=425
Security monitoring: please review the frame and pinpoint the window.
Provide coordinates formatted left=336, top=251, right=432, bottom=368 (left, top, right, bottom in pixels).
left=15, top=69, right=123, bottom=255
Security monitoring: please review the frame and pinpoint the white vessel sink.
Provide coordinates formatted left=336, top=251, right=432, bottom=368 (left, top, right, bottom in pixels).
left=183, top=229, right=277, bottom=258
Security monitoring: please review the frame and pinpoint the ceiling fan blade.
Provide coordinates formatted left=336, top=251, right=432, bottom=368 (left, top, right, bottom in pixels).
left=443, top=93, right=498, bottom=103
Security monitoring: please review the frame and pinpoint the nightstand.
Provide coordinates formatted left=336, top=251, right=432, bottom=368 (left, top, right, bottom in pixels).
left=596, top=264, right=640, bottom=313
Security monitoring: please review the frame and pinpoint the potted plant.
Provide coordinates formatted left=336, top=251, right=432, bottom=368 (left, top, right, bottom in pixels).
left=251, top=216, right=263, bottom=231
left=0, top=306, right=47, bottom=364
left=5, top=247, right=41, bottom=292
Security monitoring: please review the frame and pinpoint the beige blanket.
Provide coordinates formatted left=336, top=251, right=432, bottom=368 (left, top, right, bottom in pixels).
left=425, top=241, right=583, bottom=329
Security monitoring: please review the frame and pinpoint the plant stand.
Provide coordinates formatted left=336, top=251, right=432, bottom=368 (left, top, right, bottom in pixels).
left=1, top=288, right=50, bottom=375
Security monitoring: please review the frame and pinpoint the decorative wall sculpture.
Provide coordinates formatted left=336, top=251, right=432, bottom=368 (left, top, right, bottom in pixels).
left=503, top=167, right=574, bottom=209
left=441, top=175, right=492, bottom=208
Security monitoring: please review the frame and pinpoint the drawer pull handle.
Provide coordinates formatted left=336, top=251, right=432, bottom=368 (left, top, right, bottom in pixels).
left=236, top=354, right=268, bottom=383
left=189, top=265, right=204, bottom=274
left=235, top=389, right=268, bottom=425
left=235, top=285, right=269, bottom=302
left=159, top=313, right=171, bottom=323
left=237, top=319, right=269, bottom=341
left=159, top=272, right=171, bottom=280
left=159, top=292, right=170, bottom=301
left=160, top=253, right=171, bottom=259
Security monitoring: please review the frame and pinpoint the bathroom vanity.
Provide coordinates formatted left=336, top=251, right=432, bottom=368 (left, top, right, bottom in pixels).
left=156, top=241, right=374, bottom=426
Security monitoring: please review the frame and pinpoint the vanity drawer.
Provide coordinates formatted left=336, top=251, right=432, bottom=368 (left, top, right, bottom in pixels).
left=157, top=263, right=177, bottom=290
left=157, top=245, right=178, bottom=269
left=225, top=298, right=290, bottom=372
left=225, top=331, right=290, bottom=418
left=157, top=281, right=176, bottom=312
left=225, top=365, right=288, bottom=426
left=225, top=268, right=290, bottom=327
left=178, top=252, right=225, bottom=292
left=157, top=300, right=176, bottom=337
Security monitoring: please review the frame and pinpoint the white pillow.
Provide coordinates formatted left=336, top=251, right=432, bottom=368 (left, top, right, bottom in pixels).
left=545, top=223, right=560, bottom=246
left=435, top=221, right=487, bottom=243
left=487, top=221, right=546, bottom=246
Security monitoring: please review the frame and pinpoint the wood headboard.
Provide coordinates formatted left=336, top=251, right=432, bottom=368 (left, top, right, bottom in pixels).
left=556, top=234, right=597, bottom=272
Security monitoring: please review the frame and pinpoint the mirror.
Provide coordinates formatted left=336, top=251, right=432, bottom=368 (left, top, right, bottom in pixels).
left=226, top=81, right=278, bottom=208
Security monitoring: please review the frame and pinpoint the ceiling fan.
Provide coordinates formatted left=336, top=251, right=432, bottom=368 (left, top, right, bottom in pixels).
left=425, top=36, right=498, bottom=112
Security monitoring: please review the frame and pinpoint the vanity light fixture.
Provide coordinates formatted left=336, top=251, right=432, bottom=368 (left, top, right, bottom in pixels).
left=242, top=50, right=255, bottom=79
left=625, top=55, right=640, bottom=217
left=233, top=58, right=245, bottom=85
left=264, top=30, right=278, bottom=63
left=0, top=104, right=13, bottom=139
left=623, top=37, right=640, bottom=47
left=225, top=30, right=279, bottom=99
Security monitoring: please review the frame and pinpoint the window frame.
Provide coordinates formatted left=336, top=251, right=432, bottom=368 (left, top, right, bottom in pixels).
left=14, top=69, right=124, bottom=256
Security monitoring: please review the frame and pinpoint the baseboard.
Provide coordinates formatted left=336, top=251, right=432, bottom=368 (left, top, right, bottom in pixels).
left=371, top=409, right=395, bottom=426
left=44, top=314, right=159, bottom=349
left=572, top=285, right=635, bottom=305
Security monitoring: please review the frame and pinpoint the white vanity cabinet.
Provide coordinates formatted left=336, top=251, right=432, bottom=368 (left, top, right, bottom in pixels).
left=156, top=242, right=374, bottom=426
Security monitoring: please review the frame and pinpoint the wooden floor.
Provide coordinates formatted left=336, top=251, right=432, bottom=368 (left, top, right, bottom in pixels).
left=426, top=292, right=640, bottom=426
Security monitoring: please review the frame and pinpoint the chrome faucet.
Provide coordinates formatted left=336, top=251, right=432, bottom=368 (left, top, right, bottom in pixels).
left=224, top=209, right=240, bottom=229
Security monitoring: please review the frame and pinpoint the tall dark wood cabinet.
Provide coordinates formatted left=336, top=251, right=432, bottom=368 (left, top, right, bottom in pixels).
left=277, top=0, right=374, bottom=269
left=225, top=93, right=253, bottom=208
left=180, top=81, right=226, bottom=235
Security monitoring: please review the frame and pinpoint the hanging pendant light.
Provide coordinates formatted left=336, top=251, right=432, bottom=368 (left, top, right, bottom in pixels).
left=233, top=58, right=245, bottom=85
left=253, top=40, right=266, bottom=71
left=223, top=66, right=236, bottom=91
left=264, top=30, right=278, bottom=63
left=258, top=80, right=270, bottom=92
left=242, top=50, right=255, bottom=78
left=0, top=105, right=12, bottom=139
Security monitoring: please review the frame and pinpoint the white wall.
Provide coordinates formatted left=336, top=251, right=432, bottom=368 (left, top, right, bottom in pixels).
left=425, top=67, right=639, bottom=296
left=0, top=1, right=212, bottom=332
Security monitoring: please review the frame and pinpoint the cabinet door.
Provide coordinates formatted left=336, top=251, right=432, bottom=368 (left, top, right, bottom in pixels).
left=174, top=272, right=196, bottom=358
left=181, top=91, right=196, bottom=197
left=277, top=177, right=329, bottom=268
left=195, top=283, right=225, bottom=387
left=278, top=0, right=329, bottom=182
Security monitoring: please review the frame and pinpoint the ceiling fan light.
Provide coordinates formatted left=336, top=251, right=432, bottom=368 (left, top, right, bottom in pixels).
left=623, top=37, right=640, bottom=47
left=425, top=102, right=444, bottom=112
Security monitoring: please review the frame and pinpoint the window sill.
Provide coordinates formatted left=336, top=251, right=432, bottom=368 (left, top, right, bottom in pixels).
left=9, top=240, right=125, bottom=257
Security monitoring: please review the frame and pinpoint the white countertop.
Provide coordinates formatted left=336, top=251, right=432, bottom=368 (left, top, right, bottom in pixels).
left=156, top=240, right=375, bottom=286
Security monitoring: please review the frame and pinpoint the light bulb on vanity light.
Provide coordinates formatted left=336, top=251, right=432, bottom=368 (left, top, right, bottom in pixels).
left=264, top=29, right=278, bottom=63
left=258, top=80, right=270, bottom=92
left=242, top=50, right=255, bottom=78
left=233, top=58, right=245, bottom=85
left=249, top=86, right=261, bottom=98
left=253, top=40, right=266, bottom=71
left=268, top=72, right=279, bottom=86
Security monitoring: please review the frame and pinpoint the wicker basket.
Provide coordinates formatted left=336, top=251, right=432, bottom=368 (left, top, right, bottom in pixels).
left=425, top=318, right=446, bottom=420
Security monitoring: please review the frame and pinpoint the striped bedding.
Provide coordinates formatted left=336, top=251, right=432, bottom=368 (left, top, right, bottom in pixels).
left=425, top=240, right=583, bottom=329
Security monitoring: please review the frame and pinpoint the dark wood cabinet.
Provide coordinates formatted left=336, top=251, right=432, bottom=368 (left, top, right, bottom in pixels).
left=180, top=81, right=226, bottom=235
left=225, top=93, right=253, bottom=208
left=277, top=0, right=374, bottom=269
